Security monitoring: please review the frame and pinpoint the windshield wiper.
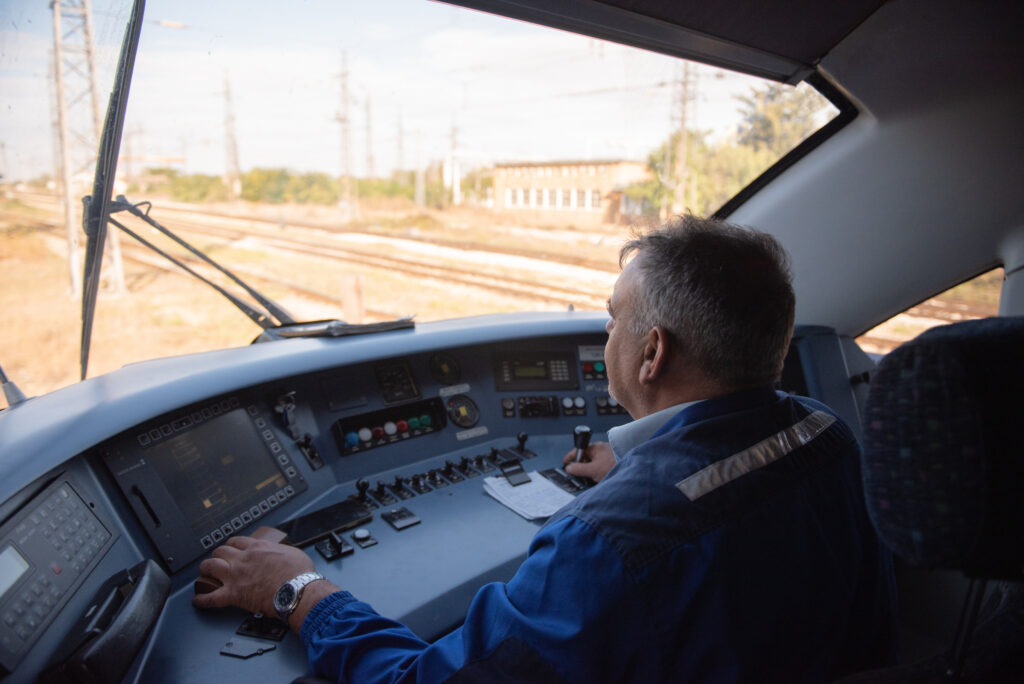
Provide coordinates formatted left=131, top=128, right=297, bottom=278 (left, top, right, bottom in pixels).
left=106, top=197, right=414, bottom=345
left=108, top=196, right=297, bottom=329
left=76, top=0, right=412, bottom=373
left=254, top=316, right=415, bottom=343
left=79, top=0, right=145, bottom=381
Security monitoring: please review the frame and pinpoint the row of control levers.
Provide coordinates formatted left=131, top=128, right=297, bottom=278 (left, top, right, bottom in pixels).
left=347, top=429, right=595, bottom=510
left=347, top=432, right=535, bottom=510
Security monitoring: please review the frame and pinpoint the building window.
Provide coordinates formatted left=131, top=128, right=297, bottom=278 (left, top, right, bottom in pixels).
left=577, top=189, right=587, bottom=209
left=548, top=189, right=557, bottom=207
left=506, top=188, right=514, bottom=207
left=591, top=190, right=601, bottom=209
left=562, top=189, right=571, bottom=208
left=520, top=188, right=528, bottom=206
left=534, top=188, right=544, bottom=207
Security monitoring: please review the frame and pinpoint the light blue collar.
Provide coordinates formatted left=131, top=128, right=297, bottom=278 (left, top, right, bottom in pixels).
left=607, top=400, right=700, bottom=460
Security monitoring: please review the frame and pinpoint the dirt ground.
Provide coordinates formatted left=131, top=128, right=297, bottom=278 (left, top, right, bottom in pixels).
left=0, top=196, right=613, bottom=403
left=0, top=194, right=1002, bottom=407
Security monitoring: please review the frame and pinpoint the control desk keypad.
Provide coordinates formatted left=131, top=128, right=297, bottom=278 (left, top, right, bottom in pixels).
left=0, top=482, right=113, bottom=672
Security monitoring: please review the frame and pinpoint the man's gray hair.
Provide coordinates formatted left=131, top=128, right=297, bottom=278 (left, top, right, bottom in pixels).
left=620, top=214, right=795, bottom=389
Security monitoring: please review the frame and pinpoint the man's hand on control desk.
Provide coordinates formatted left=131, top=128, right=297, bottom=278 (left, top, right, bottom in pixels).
left=191, top=536, right=337, bottom=632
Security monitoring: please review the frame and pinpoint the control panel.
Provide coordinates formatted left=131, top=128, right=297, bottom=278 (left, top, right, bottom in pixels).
left=0, top=480, right=116, bottom=675
left=333, top=398, right=448, bottom=455
left=101, top=396, right=308, bottom=573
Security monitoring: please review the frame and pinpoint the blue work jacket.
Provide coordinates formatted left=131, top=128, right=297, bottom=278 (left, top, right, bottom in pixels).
left=301, top=387, right=896, bottom=683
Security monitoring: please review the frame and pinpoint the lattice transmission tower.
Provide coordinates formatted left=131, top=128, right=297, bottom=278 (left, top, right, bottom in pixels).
left=51, top=0, right=125, bottom=295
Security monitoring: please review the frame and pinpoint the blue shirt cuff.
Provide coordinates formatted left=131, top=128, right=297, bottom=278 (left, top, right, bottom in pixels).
left=300, top=590, right=358, bottom=647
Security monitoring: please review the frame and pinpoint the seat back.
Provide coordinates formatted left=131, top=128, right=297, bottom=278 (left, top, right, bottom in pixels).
left=861, top=316, right=1024, bottom=580
left=847, top=316, right=1024, bottom=682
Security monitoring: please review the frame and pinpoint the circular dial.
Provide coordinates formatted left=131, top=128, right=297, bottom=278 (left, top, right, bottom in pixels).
left=429, top=353, right=461, bottom=385
left=446, top=394, right=480, bottom=428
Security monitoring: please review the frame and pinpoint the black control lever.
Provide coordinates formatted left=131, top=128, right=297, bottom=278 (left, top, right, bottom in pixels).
left=274, top=391, right=323, bottom=470
left=573, top=425, right=592, bottom=463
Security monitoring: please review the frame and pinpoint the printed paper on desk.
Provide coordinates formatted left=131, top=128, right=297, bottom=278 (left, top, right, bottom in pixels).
left=483, top=473, right=575, bottom=520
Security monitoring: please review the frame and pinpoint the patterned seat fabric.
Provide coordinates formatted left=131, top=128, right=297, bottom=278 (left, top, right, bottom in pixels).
left=861, top=316, right=1024, bottom=580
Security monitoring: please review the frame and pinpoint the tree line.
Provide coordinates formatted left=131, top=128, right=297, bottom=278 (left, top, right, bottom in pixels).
left=132, top=83, right=827, bottom=216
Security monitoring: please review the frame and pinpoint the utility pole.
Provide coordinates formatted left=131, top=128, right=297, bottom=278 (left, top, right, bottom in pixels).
left=449, top=120, right=461, bottom=206
left=334, top=52, right=355, bottom=219
left=364, top=97, right=375, bottom=180
left=396, top=109, right=404, bottom=174
left=667, top=61, right=696, bottom=217
left=223, top=75, right=242, bottom=200
left=414, top=130, right=425, bottom=207
left=51, top=0, right=125, bottom=295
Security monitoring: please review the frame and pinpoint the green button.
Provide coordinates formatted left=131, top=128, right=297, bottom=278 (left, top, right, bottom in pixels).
left=594, top=362, right=605, bottom=372
left=419, top=414, right=432, bottom=427
left=408, top=417, right=421, bottom=429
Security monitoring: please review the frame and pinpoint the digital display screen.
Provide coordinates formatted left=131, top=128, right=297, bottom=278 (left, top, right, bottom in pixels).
left=0, top=545, right=29, bottom=600
left=143, top=409, right=287, bottom=536
left=513, top=363, right=548, bottom=379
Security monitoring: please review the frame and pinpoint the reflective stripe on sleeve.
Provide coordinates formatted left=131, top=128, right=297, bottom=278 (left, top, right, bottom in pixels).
left=675, top=411, right=837, bottom=501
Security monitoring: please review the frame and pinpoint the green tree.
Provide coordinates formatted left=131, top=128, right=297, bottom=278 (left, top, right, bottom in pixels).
left=241, top=168, right=290, bottom=203
left=735, top=83, right=828, bottom=157
left=170, top=174, right=227, bottom=203
left=639, top=83, right=830, bottom=216
left=356, top=172, right=415, bottom=201
left=460, top=167, right=493, bottom=205
left=286, top=172, right=338, bottom=204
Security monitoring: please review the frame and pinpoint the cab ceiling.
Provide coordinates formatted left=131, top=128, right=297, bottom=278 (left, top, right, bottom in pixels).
left=447, top=0, right=887, bottom=82
left=593, top=0, right=886, bottom=66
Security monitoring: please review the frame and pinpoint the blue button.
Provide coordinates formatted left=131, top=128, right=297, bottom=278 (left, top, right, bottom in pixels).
left=345, top=431, right=360, bottom=447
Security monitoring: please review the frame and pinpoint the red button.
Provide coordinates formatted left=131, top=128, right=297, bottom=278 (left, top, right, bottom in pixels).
left=51, top=562, right=62, bottom=575
left=371, top=426, right=385, bottom=439
left=396, top=420, right=409, bottom=432
left=583, top=362, right=594, bottom=372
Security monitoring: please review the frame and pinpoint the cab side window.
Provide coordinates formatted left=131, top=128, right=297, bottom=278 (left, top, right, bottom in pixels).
left=857, top=268, right=1004, bottom=355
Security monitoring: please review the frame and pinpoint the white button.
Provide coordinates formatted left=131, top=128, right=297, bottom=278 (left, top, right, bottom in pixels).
left=353, top=528, right=370, bottom=541
left=608, top=397, right=619, bottom=407
left=357, top=427, right=372, bottom=442
left=561, top=397, right=573, bottom=409
left=574, top=396, right=585, bottom=408
left=383, top=421, right=398, bottom=435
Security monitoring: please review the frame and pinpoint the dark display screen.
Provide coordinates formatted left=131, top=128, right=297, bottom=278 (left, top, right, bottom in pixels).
left=143, top=409, right=287, bottom=536
left=512, top=363, right=548, bottom=379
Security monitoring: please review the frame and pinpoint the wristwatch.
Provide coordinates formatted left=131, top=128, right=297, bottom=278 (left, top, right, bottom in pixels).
left=273, top=572, right=325, bottom=622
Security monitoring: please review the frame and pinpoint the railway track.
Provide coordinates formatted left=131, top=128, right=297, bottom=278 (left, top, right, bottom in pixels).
left=2, top=203, right=608, bottom=316
left=6, top=197, right=996, bottom=333
left=8, top=191, right=620, bottom=275
left=154, top=214, right=608, bottom=309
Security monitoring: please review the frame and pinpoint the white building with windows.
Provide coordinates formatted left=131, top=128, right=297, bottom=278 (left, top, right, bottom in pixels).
left=492, top=160, right=650, bottom=225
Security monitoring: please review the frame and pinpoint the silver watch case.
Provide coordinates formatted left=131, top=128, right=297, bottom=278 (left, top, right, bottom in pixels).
left=273, top=571, right=324, bottom=621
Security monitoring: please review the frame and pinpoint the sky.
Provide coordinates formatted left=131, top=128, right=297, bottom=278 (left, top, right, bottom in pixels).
left=0, top=0, right=779, bottom=183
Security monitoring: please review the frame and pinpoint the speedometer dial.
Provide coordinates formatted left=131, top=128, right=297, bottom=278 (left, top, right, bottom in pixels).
left=446, top=394, right=480, bottom=428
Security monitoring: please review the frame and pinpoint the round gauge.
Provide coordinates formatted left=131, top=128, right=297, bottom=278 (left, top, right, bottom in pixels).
left=429, top=353, right=461, bottom=385
left=446, top=394, right=480, bottom=429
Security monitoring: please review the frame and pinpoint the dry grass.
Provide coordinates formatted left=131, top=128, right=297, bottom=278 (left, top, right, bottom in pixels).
left=1, top=194, right=1004, bottom=405
left=0, top=199, right=583, bottom=404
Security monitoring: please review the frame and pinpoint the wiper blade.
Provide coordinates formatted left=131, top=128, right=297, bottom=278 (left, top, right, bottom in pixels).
left=108, top=196, right=297, bottom=330
left=256, top=316, right=415, bottom=342
left=79, top=0, right=146, bottom=380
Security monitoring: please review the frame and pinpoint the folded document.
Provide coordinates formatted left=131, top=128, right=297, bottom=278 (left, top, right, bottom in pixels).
left=483, top=472, right=575, bottom=520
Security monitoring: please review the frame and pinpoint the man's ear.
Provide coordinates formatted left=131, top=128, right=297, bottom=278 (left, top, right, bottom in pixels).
left=638, top=326, right=669, bottom=385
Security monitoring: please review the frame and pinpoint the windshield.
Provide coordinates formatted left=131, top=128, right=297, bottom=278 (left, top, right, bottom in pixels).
left=0, top=0, right=838, bottom=400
